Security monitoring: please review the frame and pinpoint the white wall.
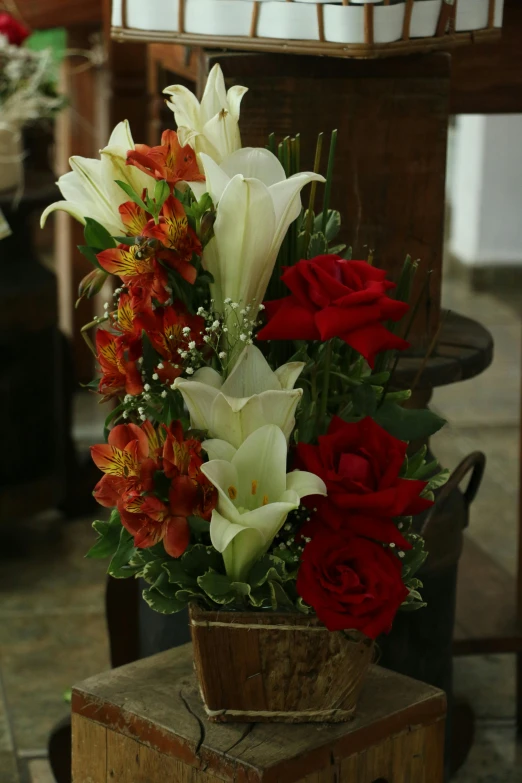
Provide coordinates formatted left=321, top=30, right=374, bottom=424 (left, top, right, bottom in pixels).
left=449, top=114, right=522, bottom=267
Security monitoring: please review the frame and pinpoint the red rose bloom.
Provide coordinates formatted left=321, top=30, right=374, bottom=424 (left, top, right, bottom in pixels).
left=0, top=13, right=30, bottom=46
left=257, top=256, right=409, bottom=367
left=295, top=416, right=432, bottom=548
left=297, top=531, right=409, bottom=638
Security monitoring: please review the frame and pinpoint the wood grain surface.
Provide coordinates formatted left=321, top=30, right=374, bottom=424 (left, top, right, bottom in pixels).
left=72, top=642, right=446, bottom=782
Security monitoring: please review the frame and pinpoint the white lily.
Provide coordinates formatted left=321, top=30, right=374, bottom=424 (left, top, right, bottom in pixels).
left=164, top=63, right=247, bottom=164
left=174, top=345, right=304, bottom=449
left=41, top=120, right=156, bottom=234
left=199, top=147, right=325, bottom=317
left=201, top=424, right=327, bottom=582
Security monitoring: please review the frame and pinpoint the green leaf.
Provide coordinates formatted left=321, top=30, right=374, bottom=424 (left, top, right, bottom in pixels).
left=197, top=570, right=237, bottom=605
left=405, top=446, right=427, bottom=477
left=248, top=554, right=288, bottom=588
left=112, top=236, right=137, bottom=246
left=115, top=180, right=148, bottom=210
left=77, top=244, right=104, bottom=270
left=314, top=210, right=341, bottom=242
left=86, top=512, right=122, bottom=559
left=401, top=535, right=428, bottom=581
left=108, top=528, right=139, bottom=578
left=352, top=384, right=378, bottom=417
left=270, top=581, right=294, bottom=609
left=141, top=559, right=168, bottom=585
left=425, top=468, right=450, bottom=492
left=162, top=559, right=198, bottom=588
left=181, top=544, right=223, bottom=579
left=307, top=232, right=329, bottom=259
left=373, top=402, right=445, bottom=442
left=142, top=586, right=187, bottom=614
left=84, top=218, right=116, bottom=251
left=154, top=180, right=170, bottom=211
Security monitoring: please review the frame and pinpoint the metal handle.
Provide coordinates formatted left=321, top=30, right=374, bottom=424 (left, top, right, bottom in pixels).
left=421, top=451, right=486, bottom=536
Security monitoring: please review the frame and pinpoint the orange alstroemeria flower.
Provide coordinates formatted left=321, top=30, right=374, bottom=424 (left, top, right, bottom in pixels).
left=119, top=200, right=150, bottom=236
left=126, top=129, right=204, bottom=187
left=96, top=243, right=171, bottom=304
left=162, top=421, right=217, bottom=522
left=136, top=303, right=205, bottom=383
left=91, top=423, right=157, bottom=509
left=96, top=329, right=143, bottom=401
left=111, top=291, right=146, bottom=360
left=118, top=492, right=191, bottom=558
left=143, top=195, right=201, bottom=280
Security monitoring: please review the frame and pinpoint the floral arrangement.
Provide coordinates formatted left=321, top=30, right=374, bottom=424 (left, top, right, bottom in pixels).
left=0, top=13, right=64, bottom=129
left=42, top=65, right=447, bottom=640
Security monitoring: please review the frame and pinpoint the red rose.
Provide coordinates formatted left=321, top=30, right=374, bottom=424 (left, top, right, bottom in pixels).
left=257, top=256, right=409, bottom=367
left=297, top=531, right=409, bottom=638
left=295, top=416, right=432, bottom=548
left=0, top=13, right=30, bottom=46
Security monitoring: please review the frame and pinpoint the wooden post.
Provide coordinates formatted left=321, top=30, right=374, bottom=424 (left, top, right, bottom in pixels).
left=201, top=51, right=451, bottom=348
left=72, top=643, right=446, bottom=782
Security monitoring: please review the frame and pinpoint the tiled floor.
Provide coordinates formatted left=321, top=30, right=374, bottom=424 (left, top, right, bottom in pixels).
left=0, top=274, right=520, bottom=782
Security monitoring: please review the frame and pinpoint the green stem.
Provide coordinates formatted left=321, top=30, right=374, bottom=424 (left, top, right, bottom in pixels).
left=303, top=132, right=323, bottom=256
left=321, top=129, right=338, bottom=237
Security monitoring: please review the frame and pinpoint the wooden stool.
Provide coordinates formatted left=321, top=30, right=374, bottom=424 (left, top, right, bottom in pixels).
left=71, top=643, right=446, bottom=782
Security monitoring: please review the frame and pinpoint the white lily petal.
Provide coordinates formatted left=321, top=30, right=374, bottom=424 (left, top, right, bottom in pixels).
left=220, top=148, right=286, bottom=187
left=239, top=499, right=299, bottom=544
left=214, top=175, right=275, bottom=308
left=199, top=238, right=223, bottom=315
left=286, top=470, right=327, bottom=499
left=210, top=509, right=264, bottom=582
left=202, top=438, right=237, bottom=462
left=273, top=361, right=305, bottom=390
left=231, top=425, right=287, bottom=511
left=221, top=345, right=280, bottom=397
left=106, top=119, right=134, bottom=151
left=199, top=153, right=231, bottom=204
left=226, top=85, right=248, bottom=122
left=40, top=200, right=85, bottom=228
left=209, top=394, right=253, bottom=447
left=202, top=112, right=243, bottom=165
left=163, top=84, right=202, bottom=132
left=187, top=180, right=207, bottom=200
left=173, top=378, right=219, bottom=432
left=191, top=366, right=223, bottom=389
left=69, top=156, right=113, bottom=215
left=200, top=63, right=228, bottom=122
left=270, top=172, right=325, bottom=251
left=200, top=460, right=240, bottom=518
left=258, top=389, right=303, bottom=442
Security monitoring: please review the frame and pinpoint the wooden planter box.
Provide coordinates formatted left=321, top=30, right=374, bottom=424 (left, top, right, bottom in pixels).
left=189, top=604, right=374, bottom=723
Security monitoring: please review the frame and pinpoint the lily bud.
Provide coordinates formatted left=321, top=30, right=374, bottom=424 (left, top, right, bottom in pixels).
left=199, top=210, right=216, bottom=246
left=76, top=268, right=108, bottom=308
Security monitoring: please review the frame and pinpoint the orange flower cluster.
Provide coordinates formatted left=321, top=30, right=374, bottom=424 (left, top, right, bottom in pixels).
left=91, top=421, right=216, bottom=557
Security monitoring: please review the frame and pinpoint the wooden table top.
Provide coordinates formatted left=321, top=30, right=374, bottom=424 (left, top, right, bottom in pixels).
left=72, top=643, right=446, bottom=781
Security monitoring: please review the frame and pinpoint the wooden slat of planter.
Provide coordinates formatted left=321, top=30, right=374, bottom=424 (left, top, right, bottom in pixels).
left=72, top=643, right=445, bottom=783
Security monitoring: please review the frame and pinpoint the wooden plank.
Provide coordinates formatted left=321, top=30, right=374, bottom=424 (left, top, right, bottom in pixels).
left=12, top=0, right=102, bottom=30
left=200, top=51, right=450, bottom=347
left=450, top=0, right=522, bottom=114
left=72, top=714, right=107, bottom=783
left=106, top=729, right=225, bottom=783
left=72, top=643, right=445, bottom=783
left=453, top=535, right=522, bottom=655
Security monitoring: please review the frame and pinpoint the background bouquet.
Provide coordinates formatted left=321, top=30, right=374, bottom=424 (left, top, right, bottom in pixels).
left=42, top=64, right=447, bottom=643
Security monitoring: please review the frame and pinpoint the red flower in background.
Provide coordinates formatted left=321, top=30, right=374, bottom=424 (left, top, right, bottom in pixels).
left=96, top=329, right=143, bottom=401
left=91, top=420, right=216, bottom=558
left=297, top=530, right=409, bottom=638
left=0, top=13, right=30, bottom=46
left=258, top=256, right=409, bottom=368
left=126, top=130, right=204, bottom=187
left=295, top=416, right=432, bottom=548
left=136, top=303, right=205, bottom=383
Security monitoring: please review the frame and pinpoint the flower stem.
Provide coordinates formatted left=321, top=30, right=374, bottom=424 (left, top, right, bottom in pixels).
left=319, top=339, right=334, bottom=430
